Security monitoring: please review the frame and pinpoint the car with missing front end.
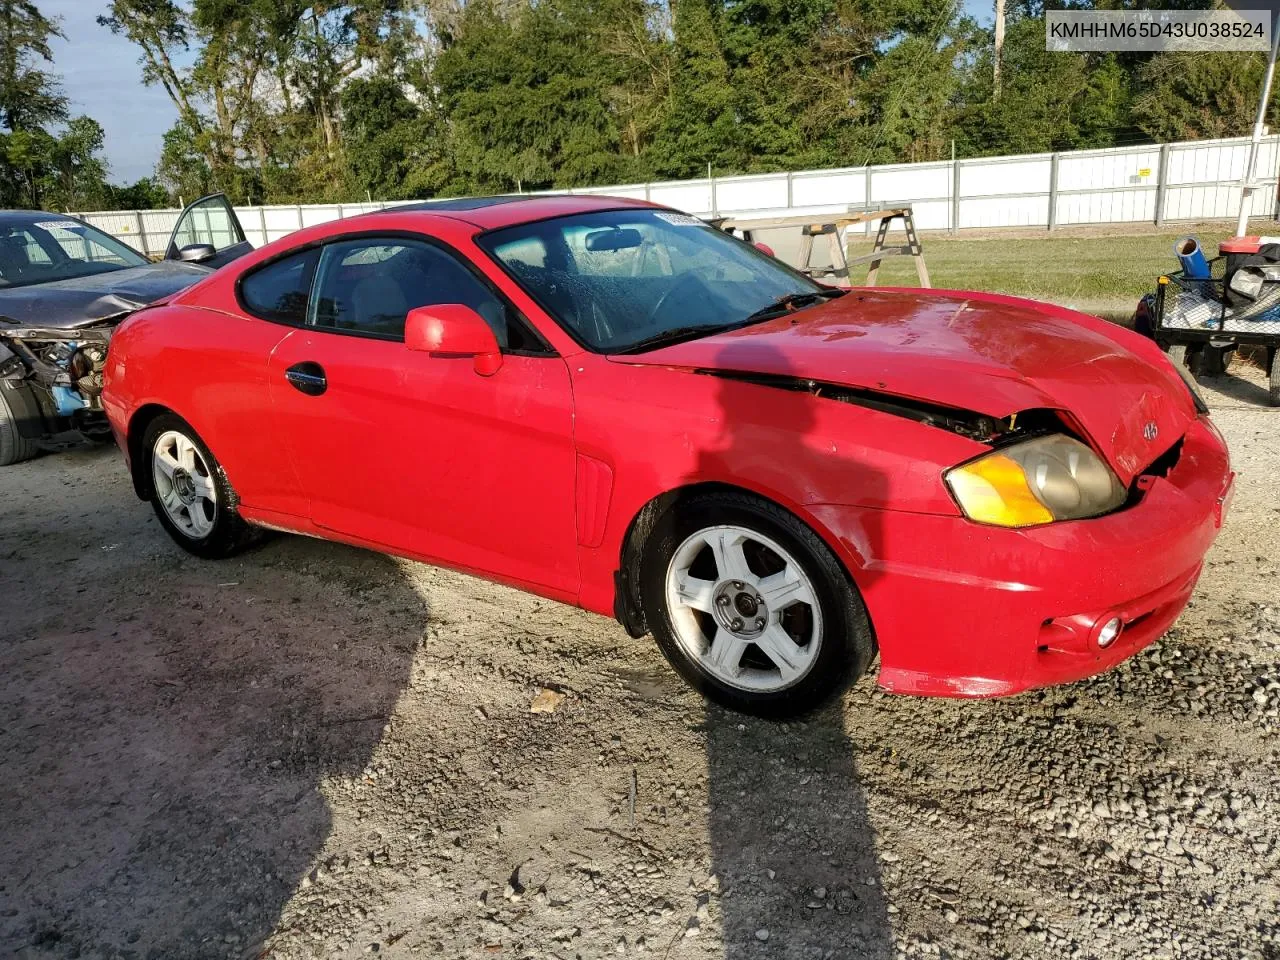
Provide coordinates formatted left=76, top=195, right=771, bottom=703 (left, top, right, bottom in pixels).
left=100, top=195, right=1233, bottom=716
left=0, top=195, right=251, bottom=465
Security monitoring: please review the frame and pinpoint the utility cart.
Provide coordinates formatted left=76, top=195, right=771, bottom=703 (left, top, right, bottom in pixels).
left=1150, top=241, right=1280, bottom=407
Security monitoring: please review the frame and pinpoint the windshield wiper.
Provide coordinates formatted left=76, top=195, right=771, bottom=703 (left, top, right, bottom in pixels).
left=614, top=324, right=730, bottom=354
left=614, top=288, right=847, bottom=355
left=740, top=288, right=847, bottom=326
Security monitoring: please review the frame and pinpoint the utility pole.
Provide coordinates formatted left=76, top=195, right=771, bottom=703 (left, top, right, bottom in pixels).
left=1237, top=10, right=1280, bottom=236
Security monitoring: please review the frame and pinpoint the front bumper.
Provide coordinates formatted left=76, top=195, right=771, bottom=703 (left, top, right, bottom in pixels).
left=811, top=416, right=1233, bottom=697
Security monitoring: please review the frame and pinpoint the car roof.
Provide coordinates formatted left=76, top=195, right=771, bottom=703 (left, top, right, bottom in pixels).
left=376, top=193, right=660, bottom=230
left=0, top=210, right=80, bottom=224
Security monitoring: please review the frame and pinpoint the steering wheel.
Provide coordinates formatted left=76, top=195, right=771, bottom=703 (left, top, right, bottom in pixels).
left=647, top=271, right=709, bottom=326
left=544, top=269, right=617, bottom=345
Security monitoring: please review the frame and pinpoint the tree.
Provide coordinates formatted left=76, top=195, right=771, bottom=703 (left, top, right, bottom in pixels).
left=341, top=75, right=435, bottom=199
left=157, top=120, right=214, bottom=204
left=100, top=0, right=295, bottom=200
left=44, top=115, right=110, bottom=210
left=0, top=2, right=121, bottom=210
left=1133, top=51, right=1274, bottom=143
left=1, top=126, right=55, bottom=206
left=104, top=0, right=418, bottom=203
left=0, top=0, right=67, bottom=132
left=107, top=176, right=172, bottom=209
left=955, top=16, right=1134, bottom=155
left=647, top=0, right=739, bottom=178
left=433, top=0, right=634, bottom=193
left=85, top=0, right=1265, bottom=208
left=856, top=33, right=965, bottom=164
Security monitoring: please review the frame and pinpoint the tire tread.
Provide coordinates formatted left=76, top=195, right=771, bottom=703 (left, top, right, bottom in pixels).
left=0, top=385, right=40, bottom=467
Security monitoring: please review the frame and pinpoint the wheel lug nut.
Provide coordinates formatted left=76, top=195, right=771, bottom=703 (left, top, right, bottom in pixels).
left=716, top=595, right=730, bottom=606
left=754, top=617, right=765, bottom=629
left=730, top=618, right=743, bottom=631
left=732, top=580, right=743, bottom=589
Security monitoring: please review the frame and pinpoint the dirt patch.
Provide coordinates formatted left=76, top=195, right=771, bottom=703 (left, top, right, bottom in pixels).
left=1, top=363, right=1277, bottom=960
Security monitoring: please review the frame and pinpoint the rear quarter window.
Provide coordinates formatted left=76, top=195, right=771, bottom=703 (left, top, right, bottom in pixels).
left=238, top=248, right=320, bottom=324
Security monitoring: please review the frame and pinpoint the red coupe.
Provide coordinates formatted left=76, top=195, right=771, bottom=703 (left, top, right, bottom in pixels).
left=101, top=196, right=1233, bottom=715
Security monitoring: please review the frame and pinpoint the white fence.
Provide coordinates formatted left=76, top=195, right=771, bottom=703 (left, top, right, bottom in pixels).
left=74, top=134, right=1280, bottom=255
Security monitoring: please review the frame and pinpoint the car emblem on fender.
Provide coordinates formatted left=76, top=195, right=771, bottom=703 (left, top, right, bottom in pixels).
left=1143, top=421, right=1159, bottom=441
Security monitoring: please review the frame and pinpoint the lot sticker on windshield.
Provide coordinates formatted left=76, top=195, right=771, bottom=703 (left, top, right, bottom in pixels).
left=35, top=221, right=83, bottom=231
left=654, top=212, right=704, bottom=227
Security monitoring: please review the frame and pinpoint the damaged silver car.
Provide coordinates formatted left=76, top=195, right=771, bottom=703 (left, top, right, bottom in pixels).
left=0, top=195, right=251, bottom=465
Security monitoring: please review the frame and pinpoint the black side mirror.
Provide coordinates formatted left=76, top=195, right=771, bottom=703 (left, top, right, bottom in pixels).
left=177, top=243, right=217, bottom=264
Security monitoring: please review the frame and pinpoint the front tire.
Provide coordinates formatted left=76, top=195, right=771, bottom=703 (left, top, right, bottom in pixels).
left=640, top=491, right=875, bottom=717
left=142, top=413, right=258, bottom=558
left=0, top=384, right=40, bottom=466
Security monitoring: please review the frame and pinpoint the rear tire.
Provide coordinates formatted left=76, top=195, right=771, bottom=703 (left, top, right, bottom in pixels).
left=142, top=413, right=259, bottom=558
left=640, top=491, right=875, bottom=717
left=1200, top=344, right=1232, bottom=377
left=1268, top=347, right=1279, bottom=407
left=0, top=384, right=39, bottom=466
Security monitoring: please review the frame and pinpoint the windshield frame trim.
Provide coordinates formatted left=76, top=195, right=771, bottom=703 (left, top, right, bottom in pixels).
left=473, top=206, right=826, bottom=356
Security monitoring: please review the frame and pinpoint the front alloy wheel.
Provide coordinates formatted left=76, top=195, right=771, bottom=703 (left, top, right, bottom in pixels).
left=642, top=491, right=875, bottom=716
left=665, top=524, right=823, bottom=693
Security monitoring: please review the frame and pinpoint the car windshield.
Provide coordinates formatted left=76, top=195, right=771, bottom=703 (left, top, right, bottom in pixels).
left=0, top=217, right=149, bottom=289
left=478, top=208, right=825, bottom=352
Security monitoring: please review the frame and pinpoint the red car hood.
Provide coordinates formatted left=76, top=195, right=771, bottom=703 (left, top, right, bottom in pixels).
left=610, top=288, right=1196, bottom=484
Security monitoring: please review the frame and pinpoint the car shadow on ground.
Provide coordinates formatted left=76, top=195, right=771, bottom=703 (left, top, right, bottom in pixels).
left=705, top=707, right=893, bottom=958
left=1195, top=361, right=1275, bottom=407
left=0, top=451, right=423, bottom=959
left=698, top=339, right=894, bottom=958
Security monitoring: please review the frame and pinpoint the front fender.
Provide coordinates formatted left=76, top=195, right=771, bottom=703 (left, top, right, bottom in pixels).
left=568, top=355, right=982, bottom=617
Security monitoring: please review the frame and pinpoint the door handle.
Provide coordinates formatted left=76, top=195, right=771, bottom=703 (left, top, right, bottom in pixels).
left=285, top=361, right=327, bottom=396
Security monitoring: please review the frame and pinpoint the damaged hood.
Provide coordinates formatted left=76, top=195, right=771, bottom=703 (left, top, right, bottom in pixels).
left=0, top=260, right=210, bottom=330
left=611, top=289, right=1197, bottom=484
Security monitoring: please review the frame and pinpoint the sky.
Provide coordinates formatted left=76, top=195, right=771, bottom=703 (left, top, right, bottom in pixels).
left=45, top=0, right=997, bottom=188
left=46, top=0, right=178, bottom=184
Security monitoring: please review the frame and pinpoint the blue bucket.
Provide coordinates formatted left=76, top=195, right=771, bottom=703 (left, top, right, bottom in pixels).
left=1175, top=237, right=1209, bottom=279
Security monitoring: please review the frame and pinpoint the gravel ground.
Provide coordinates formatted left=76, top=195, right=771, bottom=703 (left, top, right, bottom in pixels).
left=1, top=361, right=1278, bottom=960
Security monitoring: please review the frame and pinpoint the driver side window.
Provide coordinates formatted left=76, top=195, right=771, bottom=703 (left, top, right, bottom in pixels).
left=308, top=237, right=536, bottom=351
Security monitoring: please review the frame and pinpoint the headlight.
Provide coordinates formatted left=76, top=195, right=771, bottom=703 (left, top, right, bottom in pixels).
left=1168, top=355, right=1208, bottom=414
left=945, top=435, right=1126, bottom=527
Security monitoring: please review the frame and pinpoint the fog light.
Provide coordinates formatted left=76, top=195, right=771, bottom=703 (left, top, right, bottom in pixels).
left=1096, top=616, right=1123, bottom=649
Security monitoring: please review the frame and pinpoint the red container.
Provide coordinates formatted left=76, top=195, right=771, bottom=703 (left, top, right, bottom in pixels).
left=1221, top=236, right=1263, bottom=276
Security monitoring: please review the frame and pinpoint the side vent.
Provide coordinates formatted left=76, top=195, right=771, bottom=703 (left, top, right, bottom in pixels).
left=575, top=454, right=614, bottom=548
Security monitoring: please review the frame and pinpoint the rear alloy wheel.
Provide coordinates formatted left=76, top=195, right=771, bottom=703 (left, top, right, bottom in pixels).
left=143, top=413, right=258, bottom=558
left=641, top=492, right=874, bottom=716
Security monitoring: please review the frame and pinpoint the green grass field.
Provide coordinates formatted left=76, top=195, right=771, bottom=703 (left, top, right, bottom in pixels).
left=846, top=227, right=1242, bottom=321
